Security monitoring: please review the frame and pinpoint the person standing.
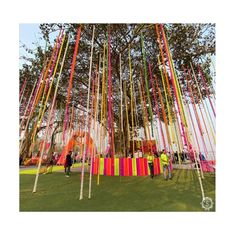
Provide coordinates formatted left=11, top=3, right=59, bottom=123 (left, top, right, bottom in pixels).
left=160, top=149, right=172, bottom=180
left=19, top=156, right=23, bottom=166
left=44, top=157, right=54, bottom=174
left=137, top=149, right=143, bottom=158
left=147, top=152, right=154, bottom=179
left=134, top=150, right=138, bottom=158
left=64, top=151, right=72, bottom=177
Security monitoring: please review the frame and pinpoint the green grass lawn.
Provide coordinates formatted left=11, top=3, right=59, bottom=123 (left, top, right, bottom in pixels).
left=20, top=169, right=215, bottom=211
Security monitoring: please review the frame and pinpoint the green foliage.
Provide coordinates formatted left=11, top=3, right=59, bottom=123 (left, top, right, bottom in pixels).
left=20, top=24, right=215, bottom=128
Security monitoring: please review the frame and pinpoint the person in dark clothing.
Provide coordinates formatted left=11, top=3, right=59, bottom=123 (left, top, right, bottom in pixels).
left=43, top=157, right=54, bottom=174
left=153, top=151, right=159, bottom=158
left=174, top=152, right=178, bottom=163
left=19, top=156, right=23, bottom=166
left=181, top=152, right=185, bottom=162
left=64, top=151, right=73, bottom=177
left=199, top=152, right=206, bottom=161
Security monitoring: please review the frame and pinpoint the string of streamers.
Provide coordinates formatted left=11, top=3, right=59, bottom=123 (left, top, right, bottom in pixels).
left=62, top=26, right=81, bottom=143
left=158, top=24, right=189, bottom=146
left=33, top=33, right=70, bottom=193
left=140, top=33, right=154, bottom=137
left=79, top=25, right=95, bottom=200
left=198, top=65, right=216, bottom=117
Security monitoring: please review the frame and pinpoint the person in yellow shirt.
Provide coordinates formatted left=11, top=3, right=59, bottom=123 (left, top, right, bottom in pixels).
left=147, top=151, right=155, bottom=179
left=160, top=149, right=172, bottom=180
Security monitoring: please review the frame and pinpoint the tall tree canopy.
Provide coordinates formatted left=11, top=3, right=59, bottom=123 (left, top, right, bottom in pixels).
left=19, top=23, right=215, bottom=157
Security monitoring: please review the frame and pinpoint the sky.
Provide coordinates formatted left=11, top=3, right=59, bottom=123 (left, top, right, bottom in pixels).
left=19, top=24, right=41, bottom=47
left=19, top=24, right=41, bottom=67
left=19, top=24, right=57, bottom=68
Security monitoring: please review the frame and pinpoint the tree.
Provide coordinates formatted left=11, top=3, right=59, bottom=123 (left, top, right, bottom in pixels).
left=19, top=23, right=215, bottom=155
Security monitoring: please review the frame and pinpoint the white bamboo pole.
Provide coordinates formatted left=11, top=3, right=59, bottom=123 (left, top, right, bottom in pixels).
left=32, top=33, right=69, bottom=193
left=79, top=25, right=95, bottom=200
left=119, top=53, right=125, bottom=156
left=88, top=53, right=101, bottom=199
left=193, top=150, right=206, bottom=201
